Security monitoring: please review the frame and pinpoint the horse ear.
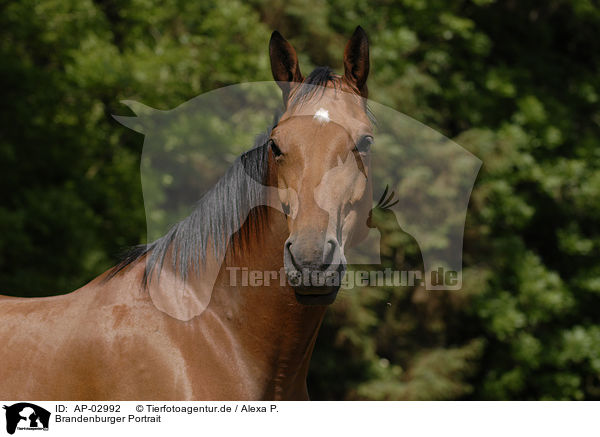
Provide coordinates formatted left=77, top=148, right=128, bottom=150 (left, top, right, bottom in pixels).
left=269, top=31, right=303, bottom=103
left=343, top=26, right=370, bottom=98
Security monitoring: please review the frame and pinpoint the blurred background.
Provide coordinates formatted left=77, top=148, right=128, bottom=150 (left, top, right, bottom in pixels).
left=1, top=0, right=599, bottom=400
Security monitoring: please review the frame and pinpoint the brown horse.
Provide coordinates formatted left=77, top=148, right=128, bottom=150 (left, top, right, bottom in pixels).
left=0, top=27, right=372, bottom=400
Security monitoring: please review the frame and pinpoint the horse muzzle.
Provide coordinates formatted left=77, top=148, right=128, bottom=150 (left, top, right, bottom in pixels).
left=283, top=236, right=347, bottom=305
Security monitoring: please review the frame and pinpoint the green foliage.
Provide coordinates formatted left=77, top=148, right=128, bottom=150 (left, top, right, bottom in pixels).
left=2, top=0, right=599, bottom=399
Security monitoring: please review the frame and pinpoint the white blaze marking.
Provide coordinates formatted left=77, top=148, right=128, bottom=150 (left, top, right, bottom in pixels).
left=314, top=108, right=330, bottom=123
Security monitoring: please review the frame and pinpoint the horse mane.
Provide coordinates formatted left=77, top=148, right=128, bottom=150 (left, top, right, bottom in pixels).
left=290, top=66, right=374, bottom=121
left=290, top=66, right=341, bottom=108
left=109, top=66, right=362, bottom=286
left=108, top=116, right=277, bottom=286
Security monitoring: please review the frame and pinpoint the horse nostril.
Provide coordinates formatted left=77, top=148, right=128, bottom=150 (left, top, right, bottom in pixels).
left=284, top=239, right=301, bottom=270
left=322, top=239, right=340, bottom=268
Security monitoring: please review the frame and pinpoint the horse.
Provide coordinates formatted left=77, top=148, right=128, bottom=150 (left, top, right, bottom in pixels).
left=0, top=26, right=373, bottom=400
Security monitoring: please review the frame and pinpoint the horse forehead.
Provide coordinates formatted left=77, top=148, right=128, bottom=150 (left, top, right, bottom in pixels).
left=283, top=85, right=370, bottom=132
left=281, top=102, right=370, bottom=139
left=277, top=115, right=355, bottom=146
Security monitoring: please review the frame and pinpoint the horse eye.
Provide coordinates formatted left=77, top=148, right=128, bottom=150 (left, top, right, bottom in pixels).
left=356, top=136, right=373, bottom=154
left=269, top=139, right=283, bottom=158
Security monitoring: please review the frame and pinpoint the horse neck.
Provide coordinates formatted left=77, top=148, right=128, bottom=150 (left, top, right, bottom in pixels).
left=204, top=207, right=327, bottom=399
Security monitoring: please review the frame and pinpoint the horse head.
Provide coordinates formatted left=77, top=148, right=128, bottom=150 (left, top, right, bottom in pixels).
left=268, top=27, right=373, bottom=304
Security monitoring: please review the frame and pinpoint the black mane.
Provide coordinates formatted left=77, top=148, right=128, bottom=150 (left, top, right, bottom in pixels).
left=290, top=66, right=340, bottom=108
left=290, top=65, right=373, bottom=121
left=108, top=119, right=277, bottom=285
